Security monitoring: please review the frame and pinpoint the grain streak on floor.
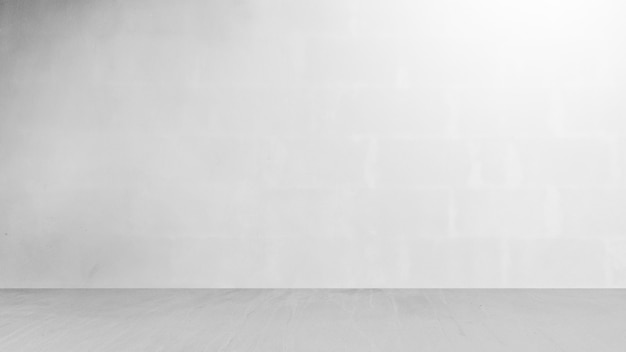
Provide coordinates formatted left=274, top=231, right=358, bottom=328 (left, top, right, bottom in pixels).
left=0, top=290, right=625, bottom=351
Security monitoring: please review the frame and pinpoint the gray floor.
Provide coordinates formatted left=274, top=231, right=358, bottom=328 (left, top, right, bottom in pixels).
left=0, top=290, right=625, bottom=351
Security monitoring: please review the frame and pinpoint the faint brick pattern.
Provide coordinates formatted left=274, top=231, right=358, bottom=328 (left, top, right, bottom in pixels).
left=469, top=139, right=510, bottom=185
left=377, top=139, right=472, bottom=187
left=4, top=0, right=625, bottom=288
left=351, top=188, right=450, bottom=237
left=560, top=188, right=626, bottom=237
left=616, top=138, right=626, bottom=185
left=606, top=240, right=626, bottom=287
left=267, top=137, right=369, bottom=188
left=145, top=136, right=270, bottom=186
left=304, top=35, right=399, bottom=87
left=443, top=39, right=504, bottom=86
left=261, top=236, right=504, bottom=288
left=170, top=237, right=271, bottom=287
left=454, top=188, right=547, bottom=237
left=260, top=188, right=354, bottom=239
left=348, top=235, right=413, bottom=287
left=1, top=234, right=175, bottom=288
left=207, top=84, right=314, bottom=136
left=401, top=238, right=504, bottom=288
left=130, top=185, right=263, bottom=238
left=452, top=80, right=553, bottom=137
left=329, top=85, right=450, bottom=137
left=265, top=236, right=357, bottom=287
left=514, top=138, right=613, bottom=186
left=561, top=82, right=626, bottom=136
left=506, top=239, right=607, bottom=287
left=278, top=0, right=356, bottom=36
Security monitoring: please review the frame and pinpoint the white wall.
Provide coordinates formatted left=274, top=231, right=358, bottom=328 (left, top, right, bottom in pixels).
left=1, top=0, right=626, bottom=287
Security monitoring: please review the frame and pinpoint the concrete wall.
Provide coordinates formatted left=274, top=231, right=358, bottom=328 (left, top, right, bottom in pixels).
left=1, top=0, right=626, bottom=287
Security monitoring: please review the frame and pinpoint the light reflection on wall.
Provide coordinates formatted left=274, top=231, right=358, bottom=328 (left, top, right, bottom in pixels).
left=1, top=0, right=625, bottom=288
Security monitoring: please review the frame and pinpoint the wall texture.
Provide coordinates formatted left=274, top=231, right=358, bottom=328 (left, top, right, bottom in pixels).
left=1, top=0, right=626, bottom=287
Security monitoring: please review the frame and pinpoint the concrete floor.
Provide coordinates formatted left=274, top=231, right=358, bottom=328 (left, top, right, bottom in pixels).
left=0, top=290, right=624, bottom=351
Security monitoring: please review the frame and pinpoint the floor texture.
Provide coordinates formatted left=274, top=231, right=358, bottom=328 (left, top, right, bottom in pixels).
left=0, top=289, right=624, bottom=351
